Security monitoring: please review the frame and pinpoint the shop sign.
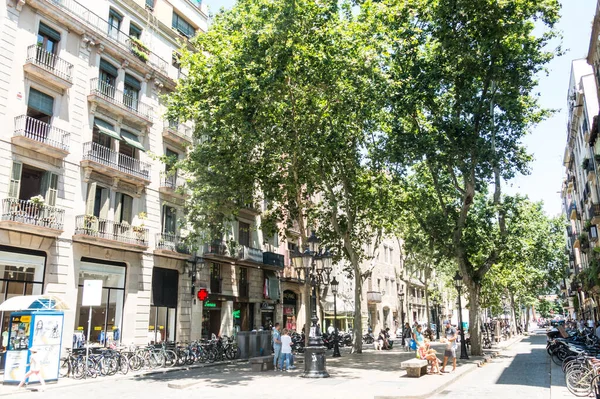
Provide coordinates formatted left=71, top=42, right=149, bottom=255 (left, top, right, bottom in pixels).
left=77, top=326, right=84, bottom=330
left=82, top=280, right=103, bottom=307
left=233, top=309, right=241, bottom=319
left=94, top=326, right=102, bottom=331
left=204, top=302, right=217, bottom=308
left=261, top=302, right=274, bottom=311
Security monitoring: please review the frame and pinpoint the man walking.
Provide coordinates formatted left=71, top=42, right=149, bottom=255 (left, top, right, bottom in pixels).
left=272, top=323, right=282, bottom=371
left=441, top=320, right=457, bottom=373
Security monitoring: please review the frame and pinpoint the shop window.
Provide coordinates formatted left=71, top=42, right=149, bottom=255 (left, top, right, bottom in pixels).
left=0, top=249, right=46, bottom=347
left=149, top=267, right=178, bottom=343
left=75, top=259, right=126, bottom=347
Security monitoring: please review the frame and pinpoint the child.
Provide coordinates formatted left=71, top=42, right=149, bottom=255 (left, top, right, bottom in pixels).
left=18, top=347, right=45, bottom=391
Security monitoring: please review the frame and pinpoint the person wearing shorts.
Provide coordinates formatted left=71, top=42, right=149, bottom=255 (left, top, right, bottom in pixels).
left=18, top=347, right=45, bottom=391
left=441, top=320, right=457, bottom=373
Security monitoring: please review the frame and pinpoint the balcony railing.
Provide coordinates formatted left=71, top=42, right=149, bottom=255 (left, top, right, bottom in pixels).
left=74, top=215, right=148, bottom=245
left=14, top=115, right=70, bottom=151
left=263, top=251, right=285, bottom=267
left=160, top=173, right=186, bottom=191
left=26, top=44, right=73, bottom=83
left=1, top=198, right=64, bottom=230
left=90, top=78, right=153, bottom=122
left=82, top=142, right=151, bottom=181
left=210, top=278, right=222, bottom=294
left=164, top=121, right=193, bottom=142
left=156, top=233, right=190, bottom=254
left=204, top=240, right=228, bottom=256
left=237, top=245, right=263, bottom=263
left=41, top=0, right=169, bottom=75
left=367, top=291, right=382, bottom=303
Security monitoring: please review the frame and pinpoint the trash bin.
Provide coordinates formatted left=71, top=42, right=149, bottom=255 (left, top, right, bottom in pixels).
left=249, top=331, right=260, bottom=358
left=237, top=332, right=250, bottom=359
left=260, top=330, right=272, bottom=356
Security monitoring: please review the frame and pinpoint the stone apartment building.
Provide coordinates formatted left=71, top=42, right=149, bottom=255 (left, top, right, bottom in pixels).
left=0, top=0, right=213, bottom=353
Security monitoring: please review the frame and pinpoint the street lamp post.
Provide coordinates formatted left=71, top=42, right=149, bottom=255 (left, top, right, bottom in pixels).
left=291, top=232, right=334, bottom=378
left=398, top=290, right=405, bottom=347
left=331, top=277, right=341, bottom=357
left=453, top=271, right=469, bottom=360
left=433, top=299, right=440, bottom=340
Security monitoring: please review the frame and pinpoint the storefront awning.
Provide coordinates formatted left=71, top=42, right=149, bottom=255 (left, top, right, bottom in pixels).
left=0, top=294, right=70, bottom=311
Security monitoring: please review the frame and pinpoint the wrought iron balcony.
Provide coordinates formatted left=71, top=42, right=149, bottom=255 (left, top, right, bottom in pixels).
left=155, top=233, right=190, bottom=255
left=367, top=291, right=382, bottom=303
left=36, top=0, right=170, bottom=79
left=237, top=245, right=263, bottom=263
left=263, top=251, right=285, bottom=268
left=89, top=78, right=153, bottom=124
left=591, top=204, right=600, bottom=225
left=163, top=121, right=193, bottom=147
left=0, top=198, right=64, bottom=236
left=24, top=44, right=73, bottom=88
left=159, top=173, right=187, bottom=198
left=74, top=215, right=148, bottom=247
left=203, top=240, right=228, bottom=256
left=81, top=142, right=151, bottom=183
left=13, top=115, right=70, bottom=157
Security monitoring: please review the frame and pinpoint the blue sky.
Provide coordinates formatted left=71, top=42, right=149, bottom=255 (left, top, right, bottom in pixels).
left=203, top=0, right=597, bottom=216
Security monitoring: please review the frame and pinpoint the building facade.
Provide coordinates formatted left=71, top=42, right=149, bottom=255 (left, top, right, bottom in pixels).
left=0, top=0, right=212, bottom=353
left=560, top=58, right=600, bottom=321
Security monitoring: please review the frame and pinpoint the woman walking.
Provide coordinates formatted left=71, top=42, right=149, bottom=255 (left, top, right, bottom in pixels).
left=18, top=347, right=45, bottom=391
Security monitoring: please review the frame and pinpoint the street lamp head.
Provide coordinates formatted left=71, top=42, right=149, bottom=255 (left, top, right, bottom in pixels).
left=307, top=231, right=320, bottom=254
left=331, top=276, right=339, bottom=295
left=453, top=271, right=463, bottom=290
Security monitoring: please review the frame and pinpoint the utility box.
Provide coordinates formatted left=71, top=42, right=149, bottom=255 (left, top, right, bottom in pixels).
left=237, top=331, right=250, bottom=359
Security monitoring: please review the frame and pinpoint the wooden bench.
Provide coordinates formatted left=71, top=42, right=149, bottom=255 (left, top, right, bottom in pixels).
left=401, top=358, right=429, bottom=377
left=249, top=355, right=274, bottom=372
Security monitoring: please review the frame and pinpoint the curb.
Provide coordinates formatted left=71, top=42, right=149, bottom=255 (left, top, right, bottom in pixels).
left=0, top=359, right=246, bottom=397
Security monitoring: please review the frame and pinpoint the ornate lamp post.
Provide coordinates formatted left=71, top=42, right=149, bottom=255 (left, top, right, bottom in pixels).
left=290, top=232, right=333, bottom=378
left=331, top=276, right=341, bottom=357
left=398, top=289, right=405, bottom=346
left=453, top=271, right=469, bottom=360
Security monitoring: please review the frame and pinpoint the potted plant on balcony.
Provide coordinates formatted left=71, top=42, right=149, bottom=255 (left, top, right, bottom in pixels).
left=130, top=37, right=149, bottom=63
left=83, top=214, right=99, bottom=234
left=132, top=212, right=147, bottom=242
left=226, top=239, right=239, bottom=257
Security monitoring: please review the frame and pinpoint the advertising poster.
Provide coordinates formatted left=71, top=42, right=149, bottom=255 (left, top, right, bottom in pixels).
left=30, top=314, right=63, bottom=381
left=3, top=349, right=28, bottom=382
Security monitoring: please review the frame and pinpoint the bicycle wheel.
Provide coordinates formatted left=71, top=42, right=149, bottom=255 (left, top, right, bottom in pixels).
left=207, top=348, right=216, bottom=363
left=566, top=368, right=594, bottom=397
left=128, top=354, right=144, bottom=371
left=60, top=358, right=71, bottom=378
left=117, top=354, right=129, bottom=374
left=164, top=350, right=178, bottom=367
left=197, top=348, right=208, bottom=363
left=591, top=374, right=600, bottom=399
left=225, top=346, right=236, bottom=360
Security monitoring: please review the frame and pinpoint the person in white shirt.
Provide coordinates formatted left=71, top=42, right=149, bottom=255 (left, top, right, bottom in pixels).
left=279, top=328, right=294, bottom=371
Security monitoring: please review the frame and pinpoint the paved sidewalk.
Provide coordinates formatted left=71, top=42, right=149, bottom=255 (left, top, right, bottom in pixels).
left=1, top=334, right=525, bottom=399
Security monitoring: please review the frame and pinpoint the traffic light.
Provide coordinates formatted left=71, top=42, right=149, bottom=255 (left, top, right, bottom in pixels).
left=197, top=288, right=209, bottom=301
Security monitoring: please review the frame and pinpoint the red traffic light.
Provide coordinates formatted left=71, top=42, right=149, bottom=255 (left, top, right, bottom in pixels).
left=197, top=288, right=209, bottom=301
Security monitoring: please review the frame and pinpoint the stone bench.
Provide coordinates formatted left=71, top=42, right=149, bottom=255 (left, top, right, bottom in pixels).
left=400, top=358, right=429, bottom=378
left=249, top=355, right=274, bottom=372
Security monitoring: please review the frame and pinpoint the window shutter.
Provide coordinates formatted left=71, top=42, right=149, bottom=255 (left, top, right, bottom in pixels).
left=38, top=22, right=61, bottom=42
left=122, top=194, right=133, bottom=224
left=28, top=88, right=54, bottom=116
left=99, top=59, right=118, bottom=77
left=100, top=188, right=109, bottom=219
left=8, top=162, right=22, bottom=199
left=85, top=182, right=97, bottom=215
left=47, top=173, right=58, bottom=207
left=114, top=192, right=122, bottom=222
left=124, top=74, right=141, bottom=91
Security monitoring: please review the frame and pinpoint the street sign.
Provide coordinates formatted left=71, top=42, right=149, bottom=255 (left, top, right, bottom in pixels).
left=82, top=280, right=102, bottom=306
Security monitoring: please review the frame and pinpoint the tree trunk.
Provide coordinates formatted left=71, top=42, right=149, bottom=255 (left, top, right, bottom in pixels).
left=467, top=284, right=483, bottom=356
left=352, top=258, right=364, bottom=353
left=525, top=306, right=530, bottom=332
left=424, top=277, right=430, bottom=331
left=509, top=293, right=517, bottom=335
